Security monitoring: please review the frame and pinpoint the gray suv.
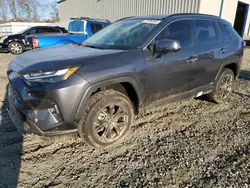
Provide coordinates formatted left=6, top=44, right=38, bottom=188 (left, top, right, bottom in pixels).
left=7, top=14, right=244, bottom=148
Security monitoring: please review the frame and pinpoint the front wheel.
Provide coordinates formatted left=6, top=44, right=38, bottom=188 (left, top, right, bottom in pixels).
left=8, top=42, right=24, bottom=55
left=209, top=68, right=234, bottom=104
left=78, top=90, right=134, bottom=149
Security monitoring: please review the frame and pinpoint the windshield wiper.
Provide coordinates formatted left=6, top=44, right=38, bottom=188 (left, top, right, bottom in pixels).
left=84, top=44, right=102, bottom=49
left=75, top=43, right=83, bottom=46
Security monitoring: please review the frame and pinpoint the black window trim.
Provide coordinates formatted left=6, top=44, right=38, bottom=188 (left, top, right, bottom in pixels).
left=90, top=23, right=96, bottom=33
left=143, top=18, right=222, bottom=50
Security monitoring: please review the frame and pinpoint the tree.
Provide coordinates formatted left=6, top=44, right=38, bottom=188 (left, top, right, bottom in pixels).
left=17, top=0, right=40, bottom=21
left=49, top=0, right=59, bottom=20
left=0, top=0, right=57, bottom=23
left=0, top=0, right=7, bottom=22
left=8, top=0, right=18, bottom=19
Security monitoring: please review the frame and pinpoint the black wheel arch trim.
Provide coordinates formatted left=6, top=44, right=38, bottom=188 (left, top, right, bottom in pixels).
left=74, top=77, right=143, bottom=122
left=215, top=61, right=239, bottom=81
left=8, top=39, right=25, bottom=45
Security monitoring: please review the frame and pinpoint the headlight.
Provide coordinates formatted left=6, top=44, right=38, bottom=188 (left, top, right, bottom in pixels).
left=23, top=67, right=79, bottom=86
left=0, top=36, right=7, bottom=43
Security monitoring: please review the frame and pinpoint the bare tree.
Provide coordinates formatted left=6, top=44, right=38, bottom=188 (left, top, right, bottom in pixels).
left=16, top=0, right=41, bottom=21
left=8, top=0, right=18, bottom=19
left=49, top=0, right=59, bottom=20
left=31, top=0, right=40, bottom=21
left=0, top=0, right=8, bottom=22
left=18, top=0, right=31, bottom=20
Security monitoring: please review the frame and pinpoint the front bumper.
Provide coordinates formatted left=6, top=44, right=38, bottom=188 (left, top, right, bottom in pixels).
left=0, top=43, right=8, bottom=53
left=7, top=72, right=90, bottom=136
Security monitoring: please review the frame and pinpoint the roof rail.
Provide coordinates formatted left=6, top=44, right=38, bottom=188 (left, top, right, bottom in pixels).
left=164, top=13, right=220, bottom=19
left=115, top=16, right=136, bottom=22
left=70, top=17, right=110, bottom=22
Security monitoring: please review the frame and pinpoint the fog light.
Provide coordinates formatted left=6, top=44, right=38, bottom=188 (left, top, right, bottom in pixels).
left=49, top=104, right=63, bottom=122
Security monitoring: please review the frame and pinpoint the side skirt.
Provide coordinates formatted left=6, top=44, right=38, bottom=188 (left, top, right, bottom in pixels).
left=145, top=84, right=214, bottom=109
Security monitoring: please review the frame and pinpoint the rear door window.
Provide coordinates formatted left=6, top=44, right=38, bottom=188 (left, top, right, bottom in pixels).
left=90, top=23, right=104, bottom=34
left=155, top=20, right=192, bottom=48
left=46, top=28, right=63, bottom=33
left=94, top=23, right=104, bottom=33
left=194, top=20, right=218, bottom=46
left=37, top=28, right=50, bottom=34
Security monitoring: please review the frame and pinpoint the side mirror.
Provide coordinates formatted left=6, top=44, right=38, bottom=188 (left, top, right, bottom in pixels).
left=155, top=39, right=181, bottom=53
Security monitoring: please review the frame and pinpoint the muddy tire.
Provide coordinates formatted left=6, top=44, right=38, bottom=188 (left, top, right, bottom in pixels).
left=8, top=42, right=24, bottom=55
left=209, top=68, right=234, bottom=104
left=78, top=90, right=134, bottom=149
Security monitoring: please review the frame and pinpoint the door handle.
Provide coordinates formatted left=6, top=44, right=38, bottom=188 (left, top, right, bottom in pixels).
left=220, top=48, right=227, bottom=54
left=187, top=56, right=198, bottom=63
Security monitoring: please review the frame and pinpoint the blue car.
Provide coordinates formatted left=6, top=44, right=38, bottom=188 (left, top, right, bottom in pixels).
left=29, top=17, right=110, bottom=49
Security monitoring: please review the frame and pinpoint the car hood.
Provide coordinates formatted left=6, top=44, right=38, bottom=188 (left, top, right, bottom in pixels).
left=1, top=34, right=19, bottom=38
left=9, top=44, right=123, bottom=74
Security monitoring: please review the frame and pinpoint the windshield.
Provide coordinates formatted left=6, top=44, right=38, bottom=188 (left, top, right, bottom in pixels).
left=83, top=19, right=161, bottom=50
left=68, top=20, right=84, bottom=32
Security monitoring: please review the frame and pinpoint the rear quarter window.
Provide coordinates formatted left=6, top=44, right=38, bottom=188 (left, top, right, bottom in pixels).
left=218, top=22, right=241, bottom=41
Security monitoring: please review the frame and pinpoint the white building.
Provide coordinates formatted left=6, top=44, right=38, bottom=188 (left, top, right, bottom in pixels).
left=0, top=22, right=51, bottom=34
left=58, top=0, right=250, bottom=37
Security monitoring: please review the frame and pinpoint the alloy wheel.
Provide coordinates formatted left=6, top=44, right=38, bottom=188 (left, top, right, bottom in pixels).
left=10, top=43, right=23, bottom=54
left=94, top=103, right=129, bottom=143
left=219, top=74, right=233, bottom=99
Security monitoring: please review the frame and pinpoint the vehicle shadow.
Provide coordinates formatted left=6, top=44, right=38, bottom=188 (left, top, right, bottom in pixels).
left=0, top=84, right=23, bottom=188
left=239, top=70, right=250, bottom=81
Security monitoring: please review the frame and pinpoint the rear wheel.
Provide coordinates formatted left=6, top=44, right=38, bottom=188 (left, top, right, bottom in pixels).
left=209, top=68, right=234, bottom=104
left=8, top=42, right=24, bottom=55
left=78, top=90, right=134, bottom=149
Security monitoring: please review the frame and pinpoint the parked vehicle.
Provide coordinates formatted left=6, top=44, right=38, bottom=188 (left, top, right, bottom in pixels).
left=0, top=26, right=68, bottom=55
left=7, top=14, right=244, bottom=149
left=29, top=17, right=110, bottom=49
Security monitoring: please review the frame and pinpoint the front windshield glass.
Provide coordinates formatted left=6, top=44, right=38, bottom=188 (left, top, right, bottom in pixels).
left=83, top=19, right=161, bottom=50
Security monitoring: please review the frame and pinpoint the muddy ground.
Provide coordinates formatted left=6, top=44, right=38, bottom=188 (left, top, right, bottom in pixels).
left=0, top=50, right=249, bottom=188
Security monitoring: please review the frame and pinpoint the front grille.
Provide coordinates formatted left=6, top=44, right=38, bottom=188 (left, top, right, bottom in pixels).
left=8, top=84, right=22, bottom=103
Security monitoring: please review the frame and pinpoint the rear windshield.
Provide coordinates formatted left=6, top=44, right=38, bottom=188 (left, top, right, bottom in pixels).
left=68, top=21, right=84, bottom=32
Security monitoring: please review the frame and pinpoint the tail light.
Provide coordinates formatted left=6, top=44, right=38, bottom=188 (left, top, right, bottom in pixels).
left=32, top=38, right=39, bottom=49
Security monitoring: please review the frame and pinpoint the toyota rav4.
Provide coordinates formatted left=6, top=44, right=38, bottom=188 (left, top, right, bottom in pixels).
left=7, top=14, right=244, bottom=149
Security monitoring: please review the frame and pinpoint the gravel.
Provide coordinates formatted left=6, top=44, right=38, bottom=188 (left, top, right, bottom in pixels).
left=0, top=50, right=249, bottom=188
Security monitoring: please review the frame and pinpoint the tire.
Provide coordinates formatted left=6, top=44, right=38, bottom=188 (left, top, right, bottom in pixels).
left=8, top=42, right=24, bottom=55
left=209, top=68, right=234, bottom=104
left=78, top=90, right=134, bottom=149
